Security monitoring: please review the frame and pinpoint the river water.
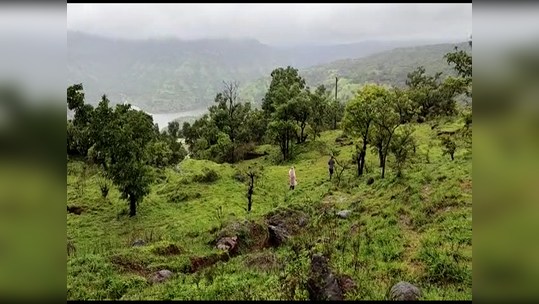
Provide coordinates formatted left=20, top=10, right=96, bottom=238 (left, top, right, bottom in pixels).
left=149, top=108, right=207, bottom=130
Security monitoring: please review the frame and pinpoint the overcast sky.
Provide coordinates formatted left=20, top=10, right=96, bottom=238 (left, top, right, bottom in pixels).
left=66, top=4, right=472, bottom=45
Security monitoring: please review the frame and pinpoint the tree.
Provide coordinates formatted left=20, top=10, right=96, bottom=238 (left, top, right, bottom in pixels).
left=262, top=66, right=306, bottom=117
left=262, top=67, right=306, bottom=161
left=342, top=84, right=387, bottom=176
left=392, top=87, right=416, bottom=124
left=308, top=85, right=331, bottom=139
left=372, top=90, right=402, bottom=179
left=445, top=45, right=472, bottom=149
left=167, top=121, right=180, bottom=138
left=67, top=84, right=95, bottom=156
left=91, top=97, right=156, bottom=217
left=405, top=67, right=463, bottom=121
left=290, top=90, right=311, bottom=143
left=243, top=164, right=263, bottom=212
left=389, top=125, right=416, bottom=177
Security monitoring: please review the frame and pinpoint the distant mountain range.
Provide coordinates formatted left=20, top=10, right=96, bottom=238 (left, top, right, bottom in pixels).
left=67, top=31, right=460, bottom=113
left=240, top=41, right=471, bottom=105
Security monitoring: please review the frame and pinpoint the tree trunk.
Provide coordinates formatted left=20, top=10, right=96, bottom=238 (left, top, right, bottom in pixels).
left=450, top=153, right=454, bottom=161
left=381, top=155, right=386, bottom=179
left=356, top=155, right=361, bottom=176
left=129, top=194, right=137, bottom=217
left=378, top=149, right=383, bottom=168
left=359, top=151, right=366, bottom=176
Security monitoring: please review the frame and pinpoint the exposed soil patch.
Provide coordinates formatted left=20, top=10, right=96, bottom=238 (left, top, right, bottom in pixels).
left=245, top=252, right=279, bottom=272
left=153, top=244, right=182, bottom=256
left=111, top=255, right=150, bottom=277
left=67, top=205, right=85, bottom=215
left=460, top=179, right=472, bottom=194
left=188, top=253, right=230, bottom=273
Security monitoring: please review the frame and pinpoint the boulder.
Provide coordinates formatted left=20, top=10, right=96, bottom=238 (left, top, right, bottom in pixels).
left=389, top=281, right=421, bottom=301
left=307, top=254, right=344, bottom=301
left=149, top=269, right=174, bottom=284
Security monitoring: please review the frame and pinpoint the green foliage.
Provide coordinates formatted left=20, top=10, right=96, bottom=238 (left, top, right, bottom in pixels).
left=389, top=125, right=417, bottom=177
left=66, top=40, right=473, bottom=301
left=193, top=168, right=220, bottom=183
left=440, top=136, right=457, bottom=161
left=308, top=85, right=331, bottom=139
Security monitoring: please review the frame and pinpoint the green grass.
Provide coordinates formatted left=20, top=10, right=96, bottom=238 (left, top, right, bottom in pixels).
left=67, top=120, right=472, bottom=300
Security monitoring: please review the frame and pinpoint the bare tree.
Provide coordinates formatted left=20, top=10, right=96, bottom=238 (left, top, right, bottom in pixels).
left=243, top=164, right=263, bottom=212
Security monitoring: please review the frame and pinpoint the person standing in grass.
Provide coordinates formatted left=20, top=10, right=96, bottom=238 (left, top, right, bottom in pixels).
left=289, top=166, right=297, bottom=190
left=328, top=156, right=335, bottom=181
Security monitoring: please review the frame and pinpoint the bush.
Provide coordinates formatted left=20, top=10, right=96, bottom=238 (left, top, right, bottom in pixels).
left=193, top=168, right=220, bottom=183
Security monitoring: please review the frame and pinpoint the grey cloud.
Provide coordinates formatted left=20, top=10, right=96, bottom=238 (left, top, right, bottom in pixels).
left=67, top=4, right=472, bottom=45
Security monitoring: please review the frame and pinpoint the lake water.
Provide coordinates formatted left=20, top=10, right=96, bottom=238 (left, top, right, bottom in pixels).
left=150, top=109, right=207, bottom=130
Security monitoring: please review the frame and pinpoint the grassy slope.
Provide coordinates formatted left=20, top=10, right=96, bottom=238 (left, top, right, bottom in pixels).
left=67, top=119, right=472, bottom=300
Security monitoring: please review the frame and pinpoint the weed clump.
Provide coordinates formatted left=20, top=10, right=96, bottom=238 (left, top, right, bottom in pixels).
left=193, top=168, right=220, bottom=183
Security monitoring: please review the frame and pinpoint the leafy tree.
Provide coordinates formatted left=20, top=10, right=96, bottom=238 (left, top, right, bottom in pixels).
left=67, top=84, right=94, bottom=156
left=103, top=103, right=155, bottom=216
left=262, top=67, right=306, bottom=160
left=181, top=81, right=259, bottom=163
left=445, top=45, right=472, bottom=148
left=146, top=140, right=173, bottom=168
left=167, top=121, right=180, bottom=138
left=392, top=87, right=416, bottom=124
left=405, top=66, right=464, bottom=121
left=290, top=90, right=311, bottom=143
left=389, top=125, right=416, bottom=177
left=371, top=89, right=402, bottom=179
left=308, top=84, right=331, bottom=139
left=262, top=66, right=306, bottom=116
left=342, top=84, right=385, bottom=176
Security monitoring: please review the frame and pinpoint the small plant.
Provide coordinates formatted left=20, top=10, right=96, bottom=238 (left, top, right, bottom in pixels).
left=97, top=176, right=111, bottom=198
left=67, top=239, right=76, bottom=256
left=213, top=206, right=224, bottom=230
left=440, top=135, right=457, bottom=161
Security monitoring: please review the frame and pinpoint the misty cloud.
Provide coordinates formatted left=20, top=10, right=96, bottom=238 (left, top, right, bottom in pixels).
left=67, top=4, right=472, bottom=45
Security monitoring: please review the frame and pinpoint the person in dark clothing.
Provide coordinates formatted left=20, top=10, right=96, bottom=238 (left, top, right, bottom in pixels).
left=328, top=156, right=335, bottom=181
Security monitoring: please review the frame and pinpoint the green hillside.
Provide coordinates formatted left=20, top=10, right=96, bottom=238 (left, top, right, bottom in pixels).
left=67, top=31, right=454, bottom=113
left=240, top=42, right=470, bottom=105
left=67, top=120, right=472, bottom=300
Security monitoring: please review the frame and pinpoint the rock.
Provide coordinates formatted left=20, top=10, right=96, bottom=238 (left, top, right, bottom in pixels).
left=268, top=225, right=290, bottom=247
left=132, top=239, right=146, bottom=247
left=149, top=269, right=174, bottom=284
left=307, top=254, right=344, bottom=301
left=298, top=216, right=309, bottom=227
left=337, top=274, right=357, bottom=294
left=389, top=281, right=422, bottom=301
left=337, top=210, right=351, bottom=219
left=216, top=236, right=238, bottom=254
left=366, top=177, right=374, bottom=185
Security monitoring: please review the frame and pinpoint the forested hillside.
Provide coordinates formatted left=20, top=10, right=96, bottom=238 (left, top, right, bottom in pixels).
left=67, top=31, right=451, bottom=113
